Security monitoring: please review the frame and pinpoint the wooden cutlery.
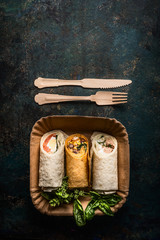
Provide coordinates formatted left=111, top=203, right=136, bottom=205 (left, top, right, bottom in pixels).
left=35, top=92, right=128, bottom=106
left=34, top=77, right=132, bottom=89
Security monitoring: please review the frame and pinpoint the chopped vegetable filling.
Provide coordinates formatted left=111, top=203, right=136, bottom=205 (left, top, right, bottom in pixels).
left=43, top=133, right=57, bottom=153
left=97, top=135, right=114, bottom=153
left=67, top=136, right=87, bottom=154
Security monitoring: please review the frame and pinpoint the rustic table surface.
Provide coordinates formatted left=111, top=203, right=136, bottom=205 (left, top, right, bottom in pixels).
left=1, top=0, right=160, bottom=239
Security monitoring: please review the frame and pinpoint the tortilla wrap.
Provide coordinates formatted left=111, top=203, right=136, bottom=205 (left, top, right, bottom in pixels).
left=91, top=132, right=118, bottom=193
left=39, top=130, right=68, bottom=191
left=65, top=134, right=89, bottom=188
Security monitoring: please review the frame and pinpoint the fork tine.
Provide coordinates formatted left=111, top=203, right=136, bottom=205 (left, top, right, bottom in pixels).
left=112, top=92, right=128, bottom=95
left=112, top=95, right=128, bottom=98
left=112, top=98, right=128, bottom=101
left=112, top=94, right=128, bottom=98
left=110, top=101, right=127, bottom=105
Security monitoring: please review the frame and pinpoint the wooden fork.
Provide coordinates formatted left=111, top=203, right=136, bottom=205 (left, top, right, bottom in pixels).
left=35, top=91, right=128, bottom=106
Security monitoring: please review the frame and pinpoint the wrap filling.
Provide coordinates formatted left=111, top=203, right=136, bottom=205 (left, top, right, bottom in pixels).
left=67, top=136, right=87, bottom=155
left=43, top=133, right=57, bottom=153
left=96, top=135, right=115, bottom=154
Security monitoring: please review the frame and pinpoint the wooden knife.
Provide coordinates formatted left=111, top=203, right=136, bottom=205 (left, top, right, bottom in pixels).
left=34, top=77, right=132, bottom=89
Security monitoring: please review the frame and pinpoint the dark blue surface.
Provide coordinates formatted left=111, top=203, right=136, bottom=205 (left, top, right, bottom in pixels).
left=0, top=0, right=160, bottom=239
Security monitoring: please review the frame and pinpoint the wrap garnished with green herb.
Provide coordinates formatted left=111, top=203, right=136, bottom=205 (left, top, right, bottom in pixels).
left=91, top=132, right=118, bottom=193
left=65, top=134, right=89, bottom=188
left=39, top=130, right=68, bottom=191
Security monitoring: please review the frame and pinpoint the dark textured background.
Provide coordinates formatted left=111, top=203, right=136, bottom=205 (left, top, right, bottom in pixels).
left=0, top=0, right=160, bottom=239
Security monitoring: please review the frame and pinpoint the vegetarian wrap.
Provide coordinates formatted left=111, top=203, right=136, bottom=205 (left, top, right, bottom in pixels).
left=65, top=134, right=89, bottom=188
left=39, top=130, right=68, bottom=191
left=91, top=132, right=118, bottom=193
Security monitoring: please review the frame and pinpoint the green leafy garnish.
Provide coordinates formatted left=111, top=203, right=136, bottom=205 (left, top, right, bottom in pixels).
left=41, top=177, right=122, bottom=227
left=98, top=201, right=114, bottom=216
left=85, top=191, right=122, bottom=219
left=41, top=176, right=72, bottom=207
left=73, top=199, right=86, bottom=227
left=49, top=197, right=61, bottom=207
left=89, top=191, right=101, bottom=199
left=85, top=199, right=99, bottom=221
left=41, top=176, right=88, bottom=207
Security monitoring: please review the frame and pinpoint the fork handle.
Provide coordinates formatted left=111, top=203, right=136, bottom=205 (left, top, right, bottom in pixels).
left=35, top=93, right=91, bottom=105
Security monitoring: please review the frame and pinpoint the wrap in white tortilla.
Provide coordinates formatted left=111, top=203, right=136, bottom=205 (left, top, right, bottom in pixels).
left=39, top=130, right=68, bottom=191
left=91, top=132, right=118, bottom=193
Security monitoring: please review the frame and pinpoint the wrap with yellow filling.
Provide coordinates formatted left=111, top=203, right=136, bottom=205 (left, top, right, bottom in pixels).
left=65, top=134, right=89, bottom=188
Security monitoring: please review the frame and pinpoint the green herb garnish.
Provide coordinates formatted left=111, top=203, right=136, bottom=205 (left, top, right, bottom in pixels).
left=41, top=176, right=88, bottom=208
left=85, top=191, right=121, bottom=219
left=73, top=199, right=86, bottom=227
left=41, top=177, right=122, bottom=227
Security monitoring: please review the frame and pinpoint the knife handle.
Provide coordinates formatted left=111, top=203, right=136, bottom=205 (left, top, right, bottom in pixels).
left=34, top=93, right=91, bottom=105
left=34, top=77, right=82, bottom=88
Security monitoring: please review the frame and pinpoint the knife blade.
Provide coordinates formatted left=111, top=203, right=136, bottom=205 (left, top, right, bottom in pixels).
left=34, top=77, right=132, bottom=89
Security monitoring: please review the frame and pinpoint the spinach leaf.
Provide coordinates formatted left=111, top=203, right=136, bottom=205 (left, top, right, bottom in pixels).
left=85, top=192, right=122, bottom=219
left=85, top=201, right=95, bottom=221
left=98, top=201, right=114, bottom=216
left=73, top=199, right=86, bottom=227
left=85, top=199, right=99, bottom=221
left=112, top=194, right=122, bottom=201
left=89, top=191, right=101, bottom=200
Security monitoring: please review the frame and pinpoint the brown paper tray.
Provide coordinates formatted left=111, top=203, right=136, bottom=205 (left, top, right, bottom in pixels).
left=30, top=115, right=130, bottom=216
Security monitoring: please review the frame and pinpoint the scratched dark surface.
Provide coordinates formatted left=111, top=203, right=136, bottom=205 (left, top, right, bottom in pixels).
left=0, top=0, right=160, bottom=239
